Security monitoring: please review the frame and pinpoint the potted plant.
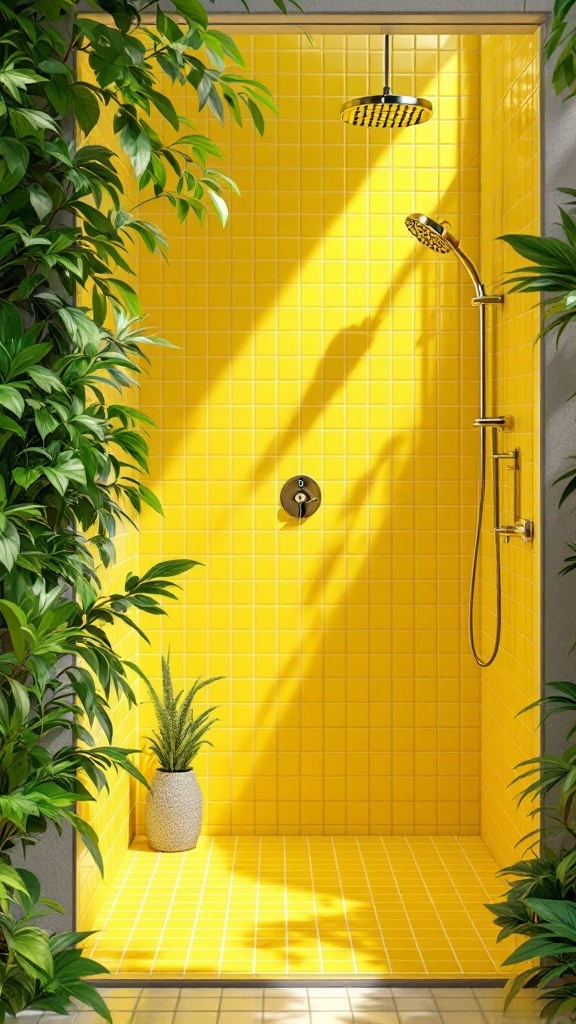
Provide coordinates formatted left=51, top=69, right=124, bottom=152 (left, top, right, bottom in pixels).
left=144, top=654, right=221, bottom=852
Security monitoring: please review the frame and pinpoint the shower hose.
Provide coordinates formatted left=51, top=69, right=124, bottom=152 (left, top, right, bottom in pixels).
left=468, top=425, right=502, bottom=667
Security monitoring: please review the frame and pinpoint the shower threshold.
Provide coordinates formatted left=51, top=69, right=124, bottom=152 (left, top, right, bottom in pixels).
left=83, top=836, right=511, bottom=981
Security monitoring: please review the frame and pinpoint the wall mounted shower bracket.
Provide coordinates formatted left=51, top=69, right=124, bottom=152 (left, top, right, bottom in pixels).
left=495, top=519, right=534, bottom=543
left=473, top=415, right=513, bottom=429
left=471, top=294, right=504, bottom=306
left=493, top=447, right=519, bottom=469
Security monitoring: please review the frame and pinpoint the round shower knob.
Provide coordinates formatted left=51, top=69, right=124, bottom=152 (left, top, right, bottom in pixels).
left=280, top=476, right=322, bottom=520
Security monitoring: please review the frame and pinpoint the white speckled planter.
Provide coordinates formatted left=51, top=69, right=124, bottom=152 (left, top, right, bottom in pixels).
left=145, top=768, right=203, bottom=852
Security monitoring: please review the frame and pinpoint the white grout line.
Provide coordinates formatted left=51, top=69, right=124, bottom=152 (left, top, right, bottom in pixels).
left=354, top=837, right=393, bottom=975
left=149, top=850, right=188, bottom=975
left=116, top=852, right=162, bottom=974
left=182, top=837, right=214, bottom=977
left=451, top=836, right=503, bottom=967
left=217, top=835, right=238, bottom=978
left=283, top=835, right=289, bottom=974
left=403, top=837, right=463, bottom=973
left=88, top=849, right=136, bottom=958
left=306, top=836, right=324, bottom=974
left=252, top=835, right=263, bottom=975
left=378, top=836, right=427, bottom=974
left=330, top=836, right=358, bottom=975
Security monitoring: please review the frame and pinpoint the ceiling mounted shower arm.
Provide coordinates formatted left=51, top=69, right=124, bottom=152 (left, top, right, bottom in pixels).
left=383, top=34, right=391, bottom=96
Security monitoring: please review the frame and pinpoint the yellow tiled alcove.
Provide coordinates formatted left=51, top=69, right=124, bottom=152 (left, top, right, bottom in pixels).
left=77, top=29, right=540, bottom=980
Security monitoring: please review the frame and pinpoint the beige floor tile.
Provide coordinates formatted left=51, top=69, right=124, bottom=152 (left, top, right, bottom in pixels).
left=178, top=989, right=223, bottom=997
left=267, top=988, right=308, bottom=997
left=138, top=996, right=178, bottom=1010
left=99, top=997, right=138, bottom=1009
left=310, top=990, right=354, bottom=998
left=349, top=998, right=396, bottom=1012
left=132, top=1014, right=175, bottom=1024
left=352, top=1013, right=400, bottom=1024
left=138, top=989, right=182, bottom=998
left=391, top=991, right=432, bottom=999
left=310, top=1014, right=354, bottom=1024
left=218, top=1013, right=263, bottom=1024
left=309, top=997, right=351, bottom=1011
left=263, top=1014, right=310, bottom=1024
left=433, top=998, right=479, bottom=1011
left=264, top=997, right=310, bottom=1010
left=177, top=996, right=221, bottom=1010
left=173, top=1014, right=218, bottom=1024
left=431, top=990, right=474, bottom=999
left=224, top=988, right=265, bottom=997
left=393, top=1001, right=436, bottom=1012
left=42, top=1018, right=79, bottom=1024
left=96, top=1015, right=134, bottom=1024
left=96, top=989, right=142, bottom=998
left=220, top=997, right=263, bottom=1010
left=397, top=1014, right=442, bottom=1024
left=482, top=1016, right=526, bottom=1024
left=438, top=1014, right=485, bottom=1024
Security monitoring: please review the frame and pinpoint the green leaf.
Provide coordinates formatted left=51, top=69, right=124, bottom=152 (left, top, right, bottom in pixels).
left=108, top=279, right=141, bottom=317
left=207, top=188, right=229, bottom=227
left=0, top=137, right=29, bottom=193
left=58, top=307, right=101, bottom=349
left=29, top=184, right=53, bottom=221
left=71, top=85, right=100, bottom=136
left=140, top=559, right=201, bottom=583
left=245, top=97, right=265, bottom=136
left=148, top=90, right=180, bottom=131
left=12, top=926, right=53, bottom=980
left=139, top=485, right=163, bottom=515
left=172, top=0, right=208, bottom=28
left=10, top=678, right=31, bottom=721
left=0, top=413, right=25, bottom=438
left=13, top=466, right=41, bottom=490
left=0, top=385, right=25, bottom=418
left=0, top=599, right=27, bottom=661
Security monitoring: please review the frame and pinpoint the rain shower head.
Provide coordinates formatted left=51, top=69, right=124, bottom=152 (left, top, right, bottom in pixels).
left=340, top=36, right=433, bottom=129
left=340, top=93, right=433, bottom=129
left=405, top=212, right=483, bottom=296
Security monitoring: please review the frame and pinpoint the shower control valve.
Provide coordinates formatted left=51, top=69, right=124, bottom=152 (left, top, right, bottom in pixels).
left=280, top=475, right=322, bottom=521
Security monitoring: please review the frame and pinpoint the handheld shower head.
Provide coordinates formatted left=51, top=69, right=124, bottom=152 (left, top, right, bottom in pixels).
left=405, top=213, right=459, bottom=255
left=405, top=212, right=482, bottom=296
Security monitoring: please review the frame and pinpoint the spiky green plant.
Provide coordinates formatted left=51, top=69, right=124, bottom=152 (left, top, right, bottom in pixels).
left=144, top=655, right=221, bottom=773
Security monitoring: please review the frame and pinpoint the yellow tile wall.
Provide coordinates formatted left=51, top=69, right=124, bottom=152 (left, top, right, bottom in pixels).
left=135, top=33, right=484, bottom=837
left=479, top=34, right=540, bottom=867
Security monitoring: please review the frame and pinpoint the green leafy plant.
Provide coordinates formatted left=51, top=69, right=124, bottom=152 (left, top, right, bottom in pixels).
left=488, top=12, right=576, bottom=982
left=0, top=0, right=300, bottom=1017
left=144, top=654, right=221, bottom=773
left=547, top=0, right=576, bottom=99
left=488, top=681, right=576, bottom=1020
left=0, top=864, right=110, bottom=1021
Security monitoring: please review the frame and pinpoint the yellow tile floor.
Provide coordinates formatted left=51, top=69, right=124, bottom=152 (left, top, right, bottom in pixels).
left=84, top=836, right=513, bottom=980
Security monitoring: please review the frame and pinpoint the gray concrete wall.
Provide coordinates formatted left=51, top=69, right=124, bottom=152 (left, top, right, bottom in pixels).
left=540, top=42, right=576, bottom=774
